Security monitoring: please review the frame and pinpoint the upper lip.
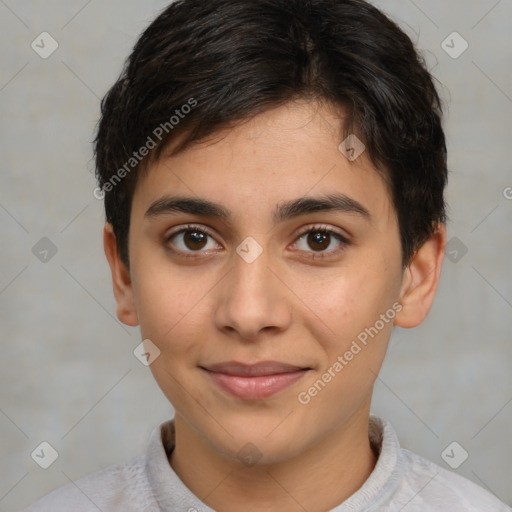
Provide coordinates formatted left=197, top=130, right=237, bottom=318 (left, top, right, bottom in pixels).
left=202, top=361, right=310, bottom=377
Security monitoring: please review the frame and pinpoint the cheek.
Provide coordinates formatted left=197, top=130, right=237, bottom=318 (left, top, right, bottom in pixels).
left=296, top=271, right=398, bottom=415
left=132, top=260, right=205, bottom=351
left=133, top=268, right=209, bottom=408
left=303, top=263, right=400, bottom=340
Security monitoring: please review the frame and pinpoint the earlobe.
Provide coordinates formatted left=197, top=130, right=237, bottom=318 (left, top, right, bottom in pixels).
left=394, top=224, right=446, bottom=329
left=103, top=223, right=139, bottom=327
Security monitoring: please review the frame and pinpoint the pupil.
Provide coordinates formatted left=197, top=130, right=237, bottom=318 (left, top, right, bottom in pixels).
left=309, top=231, right=329, bottom=251
left=185, top=231, right=207, bottom=250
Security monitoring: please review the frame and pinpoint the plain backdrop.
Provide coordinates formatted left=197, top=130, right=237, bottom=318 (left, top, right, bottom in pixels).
left=1, top=0, right=511, bottom=510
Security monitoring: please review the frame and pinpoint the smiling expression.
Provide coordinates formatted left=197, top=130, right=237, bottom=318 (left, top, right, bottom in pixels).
left=107, top=99, right=427, bottom=464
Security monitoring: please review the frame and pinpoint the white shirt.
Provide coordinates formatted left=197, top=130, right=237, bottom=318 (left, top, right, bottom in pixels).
left=22, top=415, right=510, bottom=511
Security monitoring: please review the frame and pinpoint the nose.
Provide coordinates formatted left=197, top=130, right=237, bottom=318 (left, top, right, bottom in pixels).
left=212, top=246, right=293, bottom=342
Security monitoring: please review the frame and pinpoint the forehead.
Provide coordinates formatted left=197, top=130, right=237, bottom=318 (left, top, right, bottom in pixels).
left=132, top=101, right=395, bottom=227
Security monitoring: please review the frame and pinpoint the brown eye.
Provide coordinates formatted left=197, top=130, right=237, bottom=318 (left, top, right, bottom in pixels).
left=183, top=230, right=208, bottom=251
left=307, top=231, right=331, bottom=251
left=166, top=226, right=220, bottom=255
left=293, top=226, right=349, bottom=258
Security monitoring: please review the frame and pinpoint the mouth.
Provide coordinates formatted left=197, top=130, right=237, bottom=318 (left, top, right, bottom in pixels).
left=200, top=361, right=312, bottom=400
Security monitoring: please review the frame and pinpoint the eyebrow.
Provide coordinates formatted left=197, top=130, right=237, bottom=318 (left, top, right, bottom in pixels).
left=144, top=193, right=371, bottom=224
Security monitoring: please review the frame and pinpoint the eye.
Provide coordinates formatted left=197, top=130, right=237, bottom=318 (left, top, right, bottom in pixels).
left=292, top=225, right=349, bottom=258
left=165, top=225, right=220, bottom=255
left=164, top=223, right=350, bottom=260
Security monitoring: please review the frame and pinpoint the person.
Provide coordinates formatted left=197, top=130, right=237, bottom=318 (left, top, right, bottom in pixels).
left=23, top=0, right=510, bottom=510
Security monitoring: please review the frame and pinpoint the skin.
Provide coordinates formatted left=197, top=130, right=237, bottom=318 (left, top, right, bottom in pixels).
left=104, top=99, right=446, bottom=512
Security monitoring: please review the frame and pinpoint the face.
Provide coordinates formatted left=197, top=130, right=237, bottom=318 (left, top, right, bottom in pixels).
left=106, top=100, right=441, bottom=465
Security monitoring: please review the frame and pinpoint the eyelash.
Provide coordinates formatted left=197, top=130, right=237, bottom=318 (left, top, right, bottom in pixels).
left=164, top=224, right=350, bottom=260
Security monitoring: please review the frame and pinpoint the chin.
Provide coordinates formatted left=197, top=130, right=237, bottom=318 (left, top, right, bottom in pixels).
left=200, top=412, right=312, bottom=466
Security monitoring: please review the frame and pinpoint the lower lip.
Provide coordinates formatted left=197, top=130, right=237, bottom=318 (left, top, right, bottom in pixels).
left=205, top=370, right=308, bottom=400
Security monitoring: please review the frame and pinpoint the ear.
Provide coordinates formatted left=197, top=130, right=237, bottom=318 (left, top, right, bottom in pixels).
left=103, top=223, right=139, bottom=326
left=394, top=224, right=446, bottom=328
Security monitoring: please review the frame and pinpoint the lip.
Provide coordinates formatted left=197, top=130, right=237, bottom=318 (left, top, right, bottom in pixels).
left=201, top=361, right=311, bottom=400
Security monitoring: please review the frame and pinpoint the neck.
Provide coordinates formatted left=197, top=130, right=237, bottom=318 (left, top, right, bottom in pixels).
left=169, top=408, right=378, bottom=512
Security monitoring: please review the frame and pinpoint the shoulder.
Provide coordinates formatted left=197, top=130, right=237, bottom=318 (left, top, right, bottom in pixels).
left=398, top=448, right=510, bottom=511
left=20, top=454, right=158, bottom=512
left=366, top=416, right=509, bottom=511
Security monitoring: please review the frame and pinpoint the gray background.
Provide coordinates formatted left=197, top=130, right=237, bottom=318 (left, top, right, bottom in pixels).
left=1, top=0, right=511, bottom=510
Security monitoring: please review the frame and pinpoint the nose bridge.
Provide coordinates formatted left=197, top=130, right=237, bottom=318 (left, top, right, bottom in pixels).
left=234, top=239, right=274, bottom=295
left=213, top=237, right=292, bottom=339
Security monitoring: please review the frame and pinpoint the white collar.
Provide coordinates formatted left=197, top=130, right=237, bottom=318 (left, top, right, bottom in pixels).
left=144, top=415, right=404, bottom=511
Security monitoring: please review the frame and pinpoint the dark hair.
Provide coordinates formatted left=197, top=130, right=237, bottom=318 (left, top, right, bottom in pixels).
left=94, top=0, right=448, bottom=268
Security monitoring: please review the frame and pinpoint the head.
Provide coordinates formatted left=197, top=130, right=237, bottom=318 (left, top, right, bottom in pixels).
left=97, top=0, right=447, bottom=465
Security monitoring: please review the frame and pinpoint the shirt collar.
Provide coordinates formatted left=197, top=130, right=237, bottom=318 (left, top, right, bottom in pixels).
left=145, top=415, right=404, bottom=511
left=330, top=415, right=405, bottom=511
